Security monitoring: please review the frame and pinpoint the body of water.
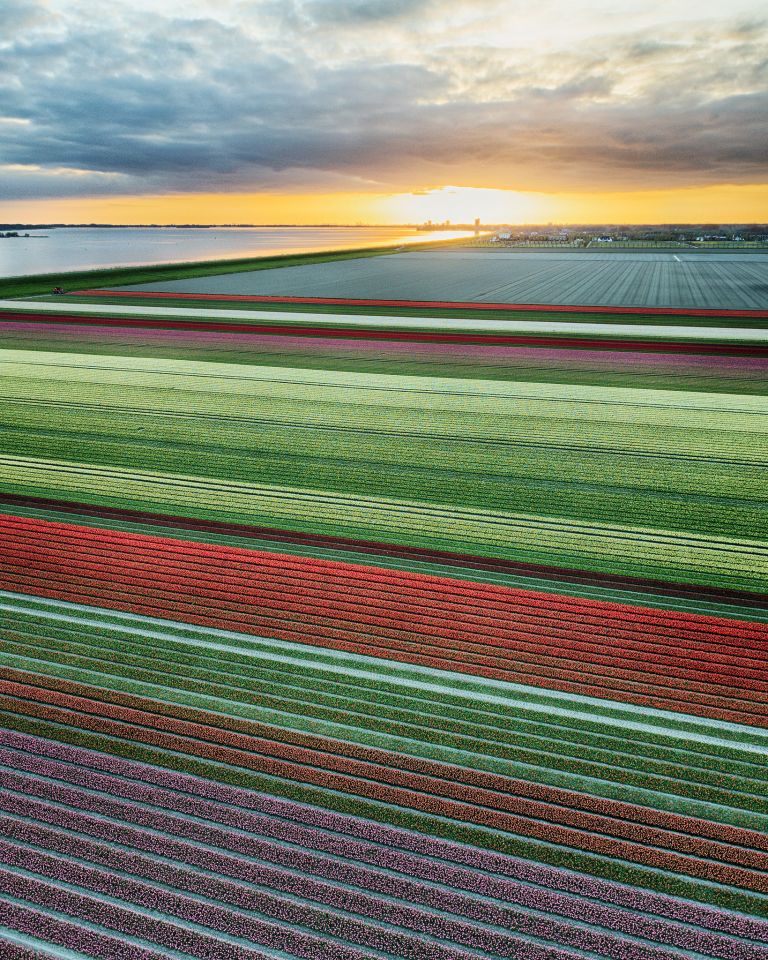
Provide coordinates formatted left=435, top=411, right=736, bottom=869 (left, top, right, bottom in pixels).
left=0, top=226, right=474, bottom=278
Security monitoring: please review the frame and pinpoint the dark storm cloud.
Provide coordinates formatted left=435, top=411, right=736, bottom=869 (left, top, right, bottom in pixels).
left=1, top=0, right=767, bottom=199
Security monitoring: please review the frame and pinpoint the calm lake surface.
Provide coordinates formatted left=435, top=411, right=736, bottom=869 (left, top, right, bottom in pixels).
left=0, top=226, right=473, bottom=278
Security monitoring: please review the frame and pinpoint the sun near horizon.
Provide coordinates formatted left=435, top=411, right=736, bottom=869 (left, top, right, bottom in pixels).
left=4, top=183, right=768, bottom=226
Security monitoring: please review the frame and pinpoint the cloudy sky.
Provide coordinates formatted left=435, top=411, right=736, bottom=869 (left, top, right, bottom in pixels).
left=1, top=0, right=767, bottom=222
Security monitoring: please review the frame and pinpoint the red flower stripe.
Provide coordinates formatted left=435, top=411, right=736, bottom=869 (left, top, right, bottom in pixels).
left=3, top=534, right=766, bottom=726
left=5, top=570, right=766, bottom=727
left=3, top=591, right=764, bottom=726
left=3, top=496, right=764, bottom=608
left=4, top=515, right=763, bottom=646
left=4, top=539, right=763, bottom=686
left=4, top=551, right=762, bottom=689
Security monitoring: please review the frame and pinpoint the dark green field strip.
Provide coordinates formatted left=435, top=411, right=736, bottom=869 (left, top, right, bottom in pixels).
left=4, top=502, right=766, bottom=622
left=3, top=396, right=764, bottom=492
left=4, top=635, right=767, bottom=827
left=1, top=354, right=765, bottom=565
left=6, top=620, right=766, bottom=797
left=0, top=425, right=764, bottom=539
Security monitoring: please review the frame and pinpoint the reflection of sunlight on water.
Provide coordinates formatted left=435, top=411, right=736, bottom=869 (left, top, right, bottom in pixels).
left=0, top=226, right=477, bottom=278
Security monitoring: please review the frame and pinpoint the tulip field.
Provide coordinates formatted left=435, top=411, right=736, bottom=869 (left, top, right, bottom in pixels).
left=0, top=284, right=766, bottom=959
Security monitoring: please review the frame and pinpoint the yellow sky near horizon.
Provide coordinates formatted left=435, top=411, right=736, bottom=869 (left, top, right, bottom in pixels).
left=2, top=183, right=766, bottom=225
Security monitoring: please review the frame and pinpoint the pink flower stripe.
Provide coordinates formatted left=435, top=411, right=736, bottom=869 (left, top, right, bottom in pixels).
left=4, top=307, right=767, bottom=352
left=0, top=828, right=624, bottom=960
left=0, top=899, right=168, bottom=959
left=3, top=320, right=767, bottom=371
left=0, top=868, right=351, bottom=960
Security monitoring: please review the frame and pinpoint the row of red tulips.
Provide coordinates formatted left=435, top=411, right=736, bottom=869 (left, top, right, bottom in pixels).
left=5, top=514, right=763, bottom=644
left=6, top=564, right=764, bottom=727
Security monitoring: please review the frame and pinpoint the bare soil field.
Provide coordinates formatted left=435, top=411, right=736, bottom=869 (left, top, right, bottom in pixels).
left=118, top=249, right=768, bottom=311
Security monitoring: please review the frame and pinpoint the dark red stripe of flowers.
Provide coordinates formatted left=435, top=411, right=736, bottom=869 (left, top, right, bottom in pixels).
left=6, top=516, right=764, bottom=649
left=4, top=543, right=766, bottom=698
left=6, top=572, right=768, bottom=731
left=2, top=309, right=765, bottom=354
left=7, top=667, right=765, bottom=859
left=5, top=728, right=767, bottom=945
left=5, top=539, right=764, bottom=683
left=5, top=560, right=766, bottom=710
left=5, top=571, right=767, bottom=727
left=0, top=898, right=168, bottom=960
left=2, top=497, right=765, bottom=608
left=5, top=516, right=765, bottom=647
left=71, top=290, right=768, bottom=320
left=2, top=681, right=767, bottom=890
left=0, top=840, right=493, bottom=960
left=7, top=567, right=759, bottom=697
left=0, top=868, right=340, bottom=960
left=5, top=532, right=763, bottom=679
left=0, top=800, right=751, bottom=960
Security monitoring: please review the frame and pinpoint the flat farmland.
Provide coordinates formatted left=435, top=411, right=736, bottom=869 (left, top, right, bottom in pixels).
left=117, top=249, right=768, bottom=310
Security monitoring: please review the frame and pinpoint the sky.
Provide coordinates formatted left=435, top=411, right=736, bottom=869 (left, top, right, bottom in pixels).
left=1, top=0, right=767, bottom=224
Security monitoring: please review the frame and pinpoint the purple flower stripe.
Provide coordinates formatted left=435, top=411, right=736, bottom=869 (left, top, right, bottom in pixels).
left=0, top=865, right=376, bottom=960
left=0, top=938, right=70, bottom=960
left=0, top=896, right=169, bottom=959
left=0, top=815, right=708, bottom=960
left=0, top=944, right=44, bottom=960
left=0, top=845, right=571, bottom=960
left=2, top=729, right=766, bottom=944
left=1, top=771, right=766, bottom=960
